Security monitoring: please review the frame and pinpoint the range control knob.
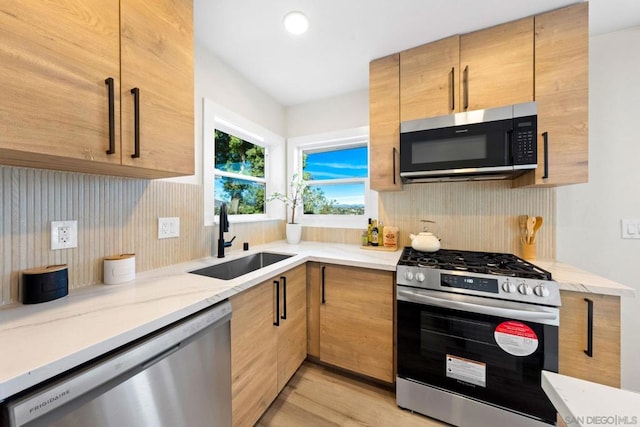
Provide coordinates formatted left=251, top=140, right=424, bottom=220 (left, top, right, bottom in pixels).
left=415, top=272, right=426, bottom=283
left=534, top=285, right=550, bottom=297
left=518, top=283, right=533, bottom=296
left=502, top=282, right=516, bottom=293
left=404, top=271, right=414, bottom=281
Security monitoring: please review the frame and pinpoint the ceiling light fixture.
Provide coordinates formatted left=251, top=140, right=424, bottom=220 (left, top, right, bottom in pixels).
left=283, top=11, right=309, bottom=35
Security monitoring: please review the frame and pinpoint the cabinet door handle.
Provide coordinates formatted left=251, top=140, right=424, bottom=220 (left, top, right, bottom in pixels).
left=584, top=298, right=594, bottom=357
left=280, top=276, right=287, bottom=320
left=392, top=147, right=398, bottom=185
left=274, top=280, right=280, bottom=327
left=321, top=266, right=326, bottom=304
left=130, top=88, right=141, bottom=159
left=105, top=78, right=116, bottom=155
left=449, top=67, right=455, bottom=111
left=542, top=131, right=549, bottom=179
left=462, top=65, right=469, bottom=110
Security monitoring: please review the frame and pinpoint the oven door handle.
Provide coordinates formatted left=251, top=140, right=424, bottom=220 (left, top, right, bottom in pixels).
left=398, top=289, right=558, bottom=323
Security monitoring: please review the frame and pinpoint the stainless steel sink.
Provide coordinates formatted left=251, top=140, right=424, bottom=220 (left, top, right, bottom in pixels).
left=189, top=252, right=293, bottom=280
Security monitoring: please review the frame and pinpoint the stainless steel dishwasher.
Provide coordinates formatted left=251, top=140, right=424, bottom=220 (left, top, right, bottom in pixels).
left=0, top=300, right=232, bottom=427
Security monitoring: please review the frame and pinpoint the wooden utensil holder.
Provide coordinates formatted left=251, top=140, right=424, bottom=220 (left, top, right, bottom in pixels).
left=521, top=242, right=536, bottom=260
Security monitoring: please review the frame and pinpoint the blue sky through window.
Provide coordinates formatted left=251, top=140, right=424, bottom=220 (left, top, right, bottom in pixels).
left=304, top=146, right=367, bottom=207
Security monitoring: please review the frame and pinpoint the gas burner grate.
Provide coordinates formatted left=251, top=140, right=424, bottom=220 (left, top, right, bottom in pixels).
left=399, top=247, right=552, bottom=280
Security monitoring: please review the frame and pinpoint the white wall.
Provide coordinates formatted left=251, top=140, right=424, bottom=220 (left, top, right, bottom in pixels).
left=168, top=44, right=286, bottom=185
left=556, top=27, right=640, bottom=391
left=285, top=89, right=369, bottom=137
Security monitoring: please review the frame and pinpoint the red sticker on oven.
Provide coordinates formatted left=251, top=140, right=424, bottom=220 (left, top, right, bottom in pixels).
left=494, top=321, right=538, bottom=356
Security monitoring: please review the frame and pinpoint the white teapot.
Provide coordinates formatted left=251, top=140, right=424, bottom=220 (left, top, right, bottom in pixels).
left=409, top=220, right=441, bottom=252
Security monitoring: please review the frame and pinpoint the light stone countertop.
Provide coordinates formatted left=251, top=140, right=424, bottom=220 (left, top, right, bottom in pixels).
left=0, top=241, right=633, bottom=401
left=542, top=371, right=640, bottom=426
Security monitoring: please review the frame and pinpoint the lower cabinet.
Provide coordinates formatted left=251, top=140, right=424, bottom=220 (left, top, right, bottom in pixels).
left=307, top=263, right=394, bottom=383
left=230, top=264, right=306, bottom=427
left=558, top=290, right=621, bottom=387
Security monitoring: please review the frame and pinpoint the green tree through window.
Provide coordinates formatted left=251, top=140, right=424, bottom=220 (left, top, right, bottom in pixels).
left=214, top=130, right=266, bottom=215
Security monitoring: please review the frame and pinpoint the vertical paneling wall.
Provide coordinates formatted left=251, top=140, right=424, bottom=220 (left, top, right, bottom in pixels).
left=304, top=181, right=555, bottom=260
left=379, top=181, right=555, bottom=258
left=0, top=166, right=284, bottom=307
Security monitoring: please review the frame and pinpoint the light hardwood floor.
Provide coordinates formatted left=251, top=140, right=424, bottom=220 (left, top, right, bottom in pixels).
left=257, top=362, right=449, bottom=426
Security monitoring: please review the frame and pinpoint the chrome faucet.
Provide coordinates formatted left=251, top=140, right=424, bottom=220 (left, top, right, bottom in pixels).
left=217, top=203, right=236, bottom=258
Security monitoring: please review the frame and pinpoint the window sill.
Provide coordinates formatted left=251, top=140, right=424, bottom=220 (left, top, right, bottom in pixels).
left=213, top=216, right=283, bottom=225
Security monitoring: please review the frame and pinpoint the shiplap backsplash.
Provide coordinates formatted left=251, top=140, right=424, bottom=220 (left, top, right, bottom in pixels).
left=0, top=166, right=284, bottom=307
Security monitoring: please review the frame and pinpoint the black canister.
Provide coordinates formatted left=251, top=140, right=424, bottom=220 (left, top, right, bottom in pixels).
left=21, top=264, right=69, bottom=304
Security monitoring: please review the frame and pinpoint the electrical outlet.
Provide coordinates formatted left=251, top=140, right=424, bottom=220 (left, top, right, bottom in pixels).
left=621, top=219, right=640, bottom=239
left=158, top=217, right=180, bottom=239
left=51, top=220, right=78, bottom=250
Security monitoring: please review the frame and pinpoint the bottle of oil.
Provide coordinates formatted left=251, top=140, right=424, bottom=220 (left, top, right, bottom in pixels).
left=367, top=218, right=373, bottom=245
left=371, top=219, right=379, bottom=246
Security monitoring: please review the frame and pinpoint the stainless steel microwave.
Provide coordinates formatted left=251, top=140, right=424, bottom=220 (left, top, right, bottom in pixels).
left=400, top=102, right=537, bottom=183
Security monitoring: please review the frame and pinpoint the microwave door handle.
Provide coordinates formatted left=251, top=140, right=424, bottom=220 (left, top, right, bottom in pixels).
left=397, top=289, right=558, bottom=322
left=506, top=129, right=514, bottom=165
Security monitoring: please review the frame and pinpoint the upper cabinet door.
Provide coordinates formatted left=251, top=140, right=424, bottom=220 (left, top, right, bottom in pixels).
left=460, top=17, right=534, bottom=111
left=369, top=54, right=402, bottom=192
left=400, top=36, right=460, bottom=121
left=120, top=0, right=194, bottom=176
left=0, top=0, right=121, bottom=166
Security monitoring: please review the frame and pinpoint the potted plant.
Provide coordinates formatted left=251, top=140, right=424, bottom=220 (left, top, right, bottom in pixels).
left=267, top=173, right=306, bottom=244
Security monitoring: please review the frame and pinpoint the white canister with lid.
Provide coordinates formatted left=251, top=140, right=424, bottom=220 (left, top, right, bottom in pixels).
left=103, top=254, right=135, bottom=285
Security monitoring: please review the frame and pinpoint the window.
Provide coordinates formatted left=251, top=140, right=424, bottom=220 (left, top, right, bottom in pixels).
left=303, top=146, right=367, bottom=215
left=214, top=129, right=266, bottom=215
left=288, top=127, right=377, bottom=229
left=202, top=98, right=286, bottom=226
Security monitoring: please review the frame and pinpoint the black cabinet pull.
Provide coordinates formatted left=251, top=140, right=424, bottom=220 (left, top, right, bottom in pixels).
left=584, top=298, right=594, bottom=357
left=130, top=88, right=140, bottom=159
left=542, top=131, right=549, bottom=179
left=280, top=276, right=287, bottom=320
left=321, top=266, right=326, bottom=304
left=274, top=280, right=280, bottom=327
left=449, top=67, right=455, bottom=111
left=392, top=147, right=398, bottom=185
left=105, top=77, right=115, bottom=155
left=463, top=65, right=469, bottom=110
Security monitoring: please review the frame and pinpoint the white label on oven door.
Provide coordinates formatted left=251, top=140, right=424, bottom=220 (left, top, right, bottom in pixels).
left=494, top=320, right=539, bottom=356
left=445, top=355, right=486, bottom=387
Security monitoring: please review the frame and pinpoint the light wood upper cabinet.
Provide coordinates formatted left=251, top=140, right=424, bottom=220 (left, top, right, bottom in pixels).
left=120, top=0, right=194, bottom=175
left=0, top=0, right=194, bottom=179
left=0, top=1, right=121, bottom=167
left=558, top=290, right=620, bottom=388
left=459, top=17, right=534, bottom=111
left=400, top=36, right=460, bottom=121
left=312, top=263, right=394, bottom=383
left=230, top=265, right=307, bottom=427
left=369, top=54, right=402, bottom=192
left=514, top=3, right=588, bottom=187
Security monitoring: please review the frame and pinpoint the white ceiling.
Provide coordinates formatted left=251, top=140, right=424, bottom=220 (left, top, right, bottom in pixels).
left=194, top=0, right=640, bottom=107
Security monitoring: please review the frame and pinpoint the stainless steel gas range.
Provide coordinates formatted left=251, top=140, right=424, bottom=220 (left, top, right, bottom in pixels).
left=396, top=248, right=561, bottom=427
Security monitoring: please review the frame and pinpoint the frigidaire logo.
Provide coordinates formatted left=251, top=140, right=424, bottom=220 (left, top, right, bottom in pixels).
left=29, top=389, right=70, bottom=414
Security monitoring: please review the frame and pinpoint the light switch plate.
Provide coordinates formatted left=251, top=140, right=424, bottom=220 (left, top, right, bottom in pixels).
left=158, top=217, right=180, bottom=239
left=621, top=219, right=640, bottom=239
left=51, top=220, right=78, bottom=250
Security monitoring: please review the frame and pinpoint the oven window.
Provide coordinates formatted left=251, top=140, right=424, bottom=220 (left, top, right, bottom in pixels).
left=397, top=300, right=558, bottom=424
left=411, top=135, right=487, bottom=164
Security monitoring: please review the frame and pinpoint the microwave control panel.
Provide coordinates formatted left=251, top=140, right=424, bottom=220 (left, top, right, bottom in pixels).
left=512, top=116, right=537, bottom=165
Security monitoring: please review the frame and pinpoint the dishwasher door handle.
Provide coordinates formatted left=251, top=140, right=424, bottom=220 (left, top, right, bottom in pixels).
left=4, top=301, right=232, bottom=427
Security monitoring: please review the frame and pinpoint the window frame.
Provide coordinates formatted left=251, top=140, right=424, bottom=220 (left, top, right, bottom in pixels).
left=203, top=98, right=285, bottom=226
left=287, top=126, right=378, bottom=229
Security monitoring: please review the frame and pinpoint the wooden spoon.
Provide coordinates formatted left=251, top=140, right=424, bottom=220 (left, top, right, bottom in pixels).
left=532, top=216, right=543, bottom=243
left=526, top=216, right=536, bottom=244
left=518, top=215, right=528, bottom=243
